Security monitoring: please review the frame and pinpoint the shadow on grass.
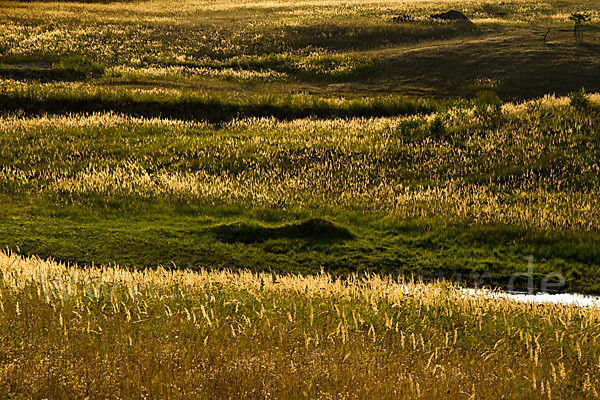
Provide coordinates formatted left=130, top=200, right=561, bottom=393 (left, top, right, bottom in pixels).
left=0, top=88, right=436, bottom=122
left=232, top=22, right=481, bottom=55
left=0, top=55, right=105, bottom=83
left=368, top=34, right=600, bottom=99
left=0, top=67, right=92, bottom=82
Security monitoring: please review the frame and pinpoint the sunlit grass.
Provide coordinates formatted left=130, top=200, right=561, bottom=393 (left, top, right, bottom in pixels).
left=1, top=250, right=600, bottom=398
left=1, top=93, right=598, bottom=231
left=1, top=0, right=600, bottom=396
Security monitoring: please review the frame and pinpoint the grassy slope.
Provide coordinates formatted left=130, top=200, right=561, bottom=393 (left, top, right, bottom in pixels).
left=0, top=0, right=600, bottom=293
left=2, top=0, right=600, bottom=398
left=1, top=96, right=600, bottom=293
left=1, top=0, right=600, bottom=99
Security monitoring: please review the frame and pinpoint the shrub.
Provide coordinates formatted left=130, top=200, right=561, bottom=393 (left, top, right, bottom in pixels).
left=473, top=90, right=503, bottom=128
left=569, top=88, right=591, bottom=111
left=428, top=114, right=447, bottom=138
left=55, top=55, right=105, bottom=78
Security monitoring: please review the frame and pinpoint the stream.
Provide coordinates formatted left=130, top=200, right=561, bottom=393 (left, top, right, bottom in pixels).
left=463, top=288, right=600, bottom=308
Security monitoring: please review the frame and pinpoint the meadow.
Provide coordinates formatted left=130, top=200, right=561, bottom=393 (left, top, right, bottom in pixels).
left=2, top=250, right=600, bottom=399
left=2, top=90, right=600, bottom=292
left=1, top=0, right=600, bottom=397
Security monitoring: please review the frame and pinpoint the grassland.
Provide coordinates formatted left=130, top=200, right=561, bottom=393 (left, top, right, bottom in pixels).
left=1, top=0, right=600, bottom=293
left=2, top=251, right=600, bottom=399
left=1, top=0, right=600, bottom=99
left=1, top=0, right=600, bottom=397
left=2, top=92, right=600, bottom=293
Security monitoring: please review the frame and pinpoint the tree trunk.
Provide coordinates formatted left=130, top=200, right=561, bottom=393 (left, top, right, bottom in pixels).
left=574, top=23, right=583, bottom=43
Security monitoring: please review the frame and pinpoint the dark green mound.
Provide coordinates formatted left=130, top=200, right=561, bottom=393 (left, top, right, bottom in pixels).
left=211, top=218, right=354, bottom=244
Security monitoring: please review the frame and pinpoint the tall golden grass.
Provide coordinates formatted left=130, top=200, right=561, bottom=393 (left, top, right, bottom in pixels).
left=1, top=93, right=599, bottom=232
left=1, top=250, right=599, bottom=398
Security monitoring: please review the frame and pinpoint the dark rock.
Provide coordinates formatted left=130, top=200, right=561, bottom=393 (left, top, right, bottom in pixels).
left=430, top=10, right=471, bottom=22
